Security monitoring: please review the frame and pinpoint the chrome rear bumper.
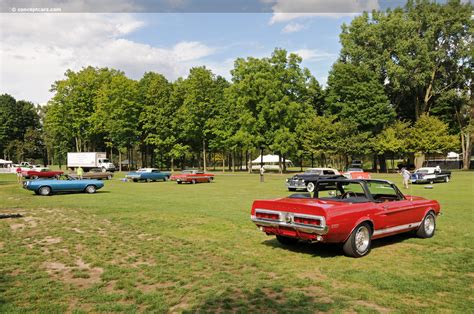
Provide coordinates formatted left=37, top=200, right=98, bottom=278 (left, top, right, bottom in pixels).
left=251, top=209, right=328, bottom=235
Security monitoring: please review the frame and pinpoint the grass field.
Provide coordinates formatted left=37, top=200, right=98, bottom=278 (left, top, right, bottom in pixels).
left=0, top=171, right=473, bottom=313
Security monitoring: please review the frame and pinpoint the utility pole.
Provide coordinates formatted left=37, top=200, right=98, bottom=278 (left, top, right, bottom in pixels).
left=260, top=146, right=264, bottom=183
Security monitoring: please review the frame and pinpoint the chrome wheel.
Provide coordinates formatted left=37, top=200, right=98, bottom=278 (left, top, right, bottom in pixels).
left=85, top=185, right=96, bottom=194
left=416, top=212, right=436, bottom=238
left=355, top=226, right=370, bottom=254
left=343, top=222, right=372, bottom=257
left=306, top=182, right=315, bottom=192
left=424, top=214, right=435, bottom=235
left=38, top=186, right=51, bottom=196
left=445, top=176, right=450, bottom=183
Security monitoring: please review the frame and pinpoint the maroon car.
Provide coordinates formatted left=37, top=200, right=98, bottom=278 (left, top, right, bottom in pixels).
left=22, top=168, right=63, bottom=179
left=170, top=170, right=214, bottom=184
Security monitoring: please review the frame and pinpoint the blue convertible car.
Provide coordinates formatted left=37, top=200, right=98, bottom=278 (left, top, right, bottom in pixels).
left=23, top=177, right=104, bottom=196
left=125, top=168, right=171, bottom=182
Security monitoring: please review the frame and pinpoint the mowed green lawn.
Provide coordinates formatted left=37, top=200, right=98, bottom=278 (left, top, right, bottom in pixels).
left=0, top=171, right=472, bottom=313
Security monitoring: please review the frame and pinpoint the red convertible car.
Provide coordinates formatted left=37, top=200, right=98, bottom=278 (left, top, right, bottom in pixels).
left=21, top=168, right=63, bottom=179
left=170, top=170, right=214, bottom=184
left=341, top=167, right=371, bottom=179
left=251, top=178, right=440, bottom=257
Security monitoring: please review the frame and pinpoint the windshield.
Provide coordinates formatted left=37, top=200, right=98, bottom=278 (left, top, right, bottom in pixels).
left=415, top=169, right=430, bottom=174
left=182, top=170, right=194, bottom=174
left=101, top=159, right=110, bottom=163
left=366, top=182, right=404, bottom=202
left=317, top=181, right=368, bottom=202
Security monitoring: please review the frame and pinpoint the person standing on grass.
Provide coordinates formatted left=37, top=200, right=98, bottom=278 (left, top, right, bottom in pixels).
left=401, top=167, right=411, bottom=189
left=77, top=166, right=84, bottom=180
left=16, top=166, right=22, bottom=183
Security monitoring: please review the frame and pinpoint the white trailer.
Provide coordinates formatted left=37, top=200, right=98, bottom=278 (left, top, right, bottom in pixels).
left=67, top=152, right=116, bottom=172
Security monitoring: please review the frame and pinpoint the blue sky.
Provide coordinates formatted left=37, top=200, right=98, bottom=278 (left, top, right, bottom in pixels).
left=126, top=13, right=353, bottom=82
left=1, top=12, right=356, bottom=104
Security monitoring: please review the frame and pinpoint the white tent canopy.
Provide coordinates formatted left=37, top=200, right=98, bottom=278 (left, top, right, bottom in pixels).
left=251, top=155, right=292, bottom=164
left=447, top=151, right=460, bottom=159
left=0, top=159, right=12, bottom=165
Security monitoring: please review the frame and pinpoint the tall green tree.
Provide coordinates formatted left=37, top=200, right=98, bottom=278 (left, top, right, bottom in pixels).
left=138, top=72, right=173, bottom=167
left=372, top=121, right=411, bottom=169
left=49, top=66, right=121, bottom=152
left=0, top=94, right=42, bottom=161
left=228, top=48, right=322, bottom=171
left=339, top=0, right=472, bottom=121
left=408, top=114, right=459, bottom=157
left=325, top=62, right=396, bottom=171
left=178, top=67, right=228, bottom=171
left=95, top=74, right=141, bottom=170
left=326, top=62, right=396, bottom=134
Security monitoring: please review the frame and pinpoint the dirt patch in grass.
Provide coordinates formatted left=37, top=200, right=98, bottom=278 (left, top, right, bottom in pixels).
left=169, top=298, right=191, bottom=313
left=104, top=280, right=123, bottom=293
left=137, top=281, right=176, bottom=293
left=23, top=216, right=38, bottom=228
left=296, top=269, right=327, bottom=281
left=69, top=227, right=85, bottom=234
left=10, top=223, right=25, bottom=231
left=354, top=300, right=392, bottom=313
left=41, top=236, right=62, bottom=245
left=42, top=258, right=104, bottom=289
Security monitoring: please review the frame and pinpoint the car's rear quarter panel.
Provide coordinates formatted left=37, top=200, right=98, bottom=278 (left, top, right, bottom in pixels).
left=252, top=199, right=366, bottom=243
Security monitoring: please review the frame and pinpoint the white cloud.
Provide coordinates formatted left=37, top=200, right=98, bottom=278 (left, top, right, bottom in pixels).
left=269, top=0, right=379, bottom=24
left=0, top=13, right=216, bottom=104
left=292, top=48, right=337, bottom=62
left=281, top=22, right=306, bottom=33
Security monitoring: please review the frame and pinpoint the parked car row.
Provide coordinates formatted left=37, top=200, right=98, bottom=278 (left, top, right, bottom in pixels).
left=19, top=163, right=445, bottom=258
left=286, top=167, right=371, bottom=192
left=22, top=168, right=215, bottom=196
left=125, top=168, right=215, bottom=184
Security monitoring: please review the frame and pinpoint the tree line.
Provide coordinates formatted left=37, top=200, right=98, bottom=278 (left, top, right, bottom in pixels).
left=1, top=0, right=471, bottom=171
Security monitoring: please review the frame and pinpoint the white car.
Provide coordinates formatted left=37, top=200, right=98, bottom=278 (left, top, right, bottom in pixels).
left=410, top=167, right=451, bottom=184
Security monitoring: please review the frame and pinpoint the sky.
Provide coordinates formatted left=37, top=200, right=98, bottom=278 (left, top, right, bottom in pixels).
left=0, top=0, right=420, bottom=105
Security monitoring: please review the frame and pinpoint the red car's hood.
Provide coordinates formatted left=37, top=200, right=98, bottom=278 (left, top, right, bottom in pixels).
left=404, top=195, right=426, bottom=201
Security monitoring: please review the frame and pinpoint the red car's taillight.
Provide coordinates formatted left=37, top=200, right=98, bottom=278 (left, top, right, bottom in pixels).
left=294, top=216, right=321, bottom=226
left=255, top=212, right=279, bottom=220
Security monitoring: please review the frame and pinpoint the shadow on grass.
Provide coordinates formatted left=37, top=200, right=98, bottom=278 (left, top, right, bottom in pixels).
left=0, top=213, right=22, bottom=219
left=262, top=232, right=415, bottom=258
left=371, top=232, right=414, bottom=249
left=185, top=286, right=339, bottom=313
left=30, top=190, right=112, bottom=196
left=262, top=238, right=342, bottom=258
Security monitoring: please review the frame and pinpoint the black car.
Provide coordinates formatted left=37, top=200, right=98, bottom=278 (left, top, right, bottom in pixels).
left=286, top=168, right=345, bottom=192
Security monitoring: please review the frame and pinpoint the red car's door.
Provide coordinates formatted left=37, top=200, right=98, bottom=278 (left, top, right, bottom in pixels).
left=367, top=182, right=421, bottom=236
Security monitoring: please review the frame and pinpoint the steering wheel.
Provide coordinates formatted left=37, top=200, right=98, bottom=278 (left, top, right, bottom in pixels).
left=341, top=191, right=357, bottom=199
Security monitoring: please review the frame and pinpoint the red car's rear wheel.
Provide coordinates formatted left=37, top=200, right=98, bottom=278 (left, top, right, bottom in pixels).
left=343, top=222, right=372, bottom=258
